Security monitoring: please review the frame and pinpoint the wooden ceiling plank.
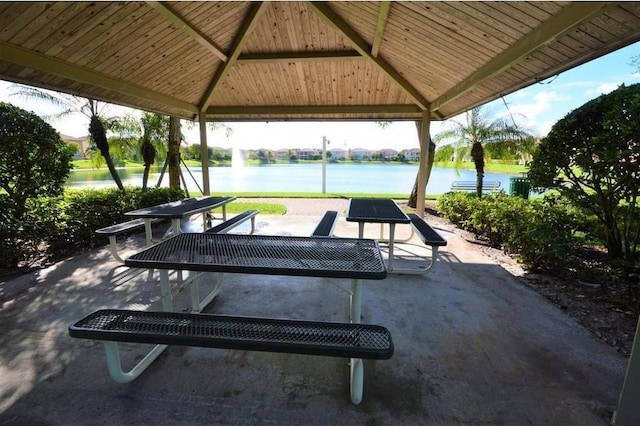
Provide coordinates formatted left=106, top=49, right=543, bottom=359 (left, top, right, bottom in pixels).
left=72, top=8, right=163, bottom=70
left=385, top=5, right=496, bottom=71
left=95, top=12, right=179, bottom=75
left=0, top=2, right=37, bottom=40
left=22, top=3, right=109, bottom=52
left=199, top=2, right=270, bottom=111
left=44, top=3, right=126, bottom=58
left=0, top=41, right=198, bottom=115
left=401, top=2, right=509, bottom=54
left=431, top=2, right=613, bottom=112
left=116, top=29, right=207, bottom=85
left=60, top=4, right=151, bottom=65
left=9, top=3, right=72, bottom=47
left=147, top=1, right=228, bottom=62
left=371, top=1, right=390, bottom=57
left=306, top=1, right=429, bottom=110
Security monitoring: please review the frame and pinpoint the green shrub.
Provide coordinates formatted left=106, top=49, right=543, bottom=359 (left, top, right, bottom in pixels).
left=0, top=187, right=185, bottom=269
left=437, top=191, right=577, bottom=269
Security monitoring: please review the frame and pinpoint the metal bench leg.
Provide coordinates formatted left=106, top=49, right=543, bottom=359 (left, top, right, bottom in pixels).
left=390, top=245, right=441, bottom=275
left=107, top=236, right=125, bottom=264
left=350, top=279, right=362, bottom=324
left=349, top=278, right=365, bottom=404
left=159, top=270, right=174, bottom=312
left=103, top=341, right=168, bottom=384
left=387, top=223, right=396, bottom=272
left=189, top=272, right=225, bottom=312
left=350, top=358, right=364, bottom=405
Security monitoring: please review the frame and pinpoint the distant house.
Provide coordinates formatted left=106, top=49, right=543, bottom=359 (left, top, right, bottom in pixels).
left=377, top=148, right=398, bottom=160
left=296, top=148, right=319, bottom=160
left=350, top=148, right=370, bottom=160
left=328, top=147, right=347, bottom=160
left=61, top=134, right=90, bottom=159
left=403, top=148, right=420, bottom=161
left=274, top=149, right=291, bottom=160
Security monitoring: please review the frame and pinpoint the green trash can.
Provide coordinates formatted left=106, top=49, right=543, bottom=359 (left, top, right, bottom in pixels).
left=510, top=177, right=531, bottom=199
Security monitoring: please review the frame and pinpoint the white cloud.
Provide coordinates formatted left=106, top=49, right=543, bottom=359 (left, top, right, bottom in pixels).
left=588, top=82, right=623, bottom=96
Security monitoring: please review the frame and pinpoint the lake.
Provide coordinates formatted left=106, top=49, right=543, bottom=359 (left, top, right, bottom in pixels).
left=66, top=163, right=519, bottom=195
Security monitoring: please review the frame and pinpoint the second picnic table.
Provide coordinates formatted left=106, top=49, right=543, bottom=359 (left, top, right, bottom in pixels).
left=346, top=198, right=411, bottom=272
left=124, top=195, right=236, bottom=246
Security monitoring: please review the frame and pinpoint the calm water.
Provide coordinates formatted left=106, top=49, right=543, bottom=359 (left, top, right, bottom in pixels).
left=66, top=163, right=518, bottom=195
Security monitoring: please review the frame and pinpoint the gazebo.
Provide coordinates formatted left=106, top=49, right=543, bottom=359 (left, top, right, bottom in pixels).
left=2, top=2, right=640, bottom=421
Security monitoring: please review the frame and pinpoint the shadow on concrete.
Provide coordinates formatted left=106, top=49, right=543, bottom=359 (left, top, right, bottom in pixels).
left=0, top=214, right=626, bottom=425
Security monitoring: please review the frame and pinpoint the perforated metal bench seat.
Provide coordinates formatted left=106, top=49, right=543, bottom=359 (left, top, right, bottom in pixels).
left=96, top=218, right=164, bottom=263
left=69, top=309, right=394, bottom=360
left=96, top=218, right=162, bottom=236
left=311, top=211, right=339, bottom=237
left=204, top=210, right=258, bottom=234
left=407, top=214, right=447, bottom=247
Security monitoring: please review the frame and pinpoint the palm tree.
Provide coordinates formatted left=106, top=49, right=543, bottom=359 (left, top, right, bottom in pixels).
left=434, top=107, right=531, bottom=198
left=10, top=85, right=124, bottom=190
left=111, top=112, right=169, bottom=189
left=407, top=122, right=437, bottom=208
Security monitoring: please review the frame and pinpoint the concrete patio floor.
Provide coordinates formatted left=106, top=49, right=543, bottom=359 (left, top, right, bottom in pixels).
left=0, top=205, right=628, bottom=425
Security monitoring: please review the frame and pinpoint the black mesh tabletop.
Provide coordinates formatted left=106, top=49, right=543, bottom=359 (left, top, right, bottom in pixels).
left=346, top=198, right=410, bottom=224
left=69, top=309, right=394, bottom=360
left=124, top=196, right=236, bottom=219
left=125, top=233, right=387, bottom=279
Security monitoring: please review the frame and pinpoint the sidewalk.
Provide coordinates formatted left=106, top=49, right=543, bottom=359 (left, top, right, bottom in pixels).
left=0, top=203, right=627, bottom=425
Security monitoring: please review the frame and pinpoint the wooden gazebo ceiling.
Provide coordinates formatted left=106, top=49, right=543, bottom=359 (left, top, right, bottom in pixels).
left=2, top=1, right=640, bottom=123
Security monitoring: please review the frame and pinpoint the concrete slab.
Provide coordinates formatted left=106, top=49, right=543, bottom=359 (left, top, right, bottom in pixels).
left=0, top=208, right=627, bottom=425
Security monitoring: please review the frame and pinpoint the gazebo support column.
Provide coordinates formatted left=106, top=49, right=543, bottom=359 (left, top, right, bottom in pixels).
left=614, top=317, right=640, bottom=424
left=199, top=113, right=211, bottom=195
left=416, top=111, right=431, bottom=218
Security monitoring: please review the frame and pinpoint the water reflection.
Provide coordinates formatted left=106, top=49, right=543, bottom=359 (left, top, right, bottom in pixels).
left=66, top=163, right=518, bottom=195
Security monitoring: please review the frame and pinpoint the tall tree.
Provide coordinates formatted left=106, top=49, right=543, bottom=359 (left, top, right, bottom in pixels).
left=168, top=116, right=181, bottom=188
left=407, top=121, right=436, bottom=208
left=528, top=83, right=640, bottom=262
left=10, top=85, right=124, bottom=190
left=375, top=120, right=436, bottom=209
left=111, top=112, right=169, bottom=189
left=433, top=107, right=530, bottom=198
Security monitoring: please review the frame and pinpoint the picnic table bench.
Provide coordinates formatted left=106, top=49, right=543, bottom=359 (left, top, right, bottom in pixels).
left=450, top=181, right=501, bottom=192
left=96, top=218, right=164, bottom=263
left=311, top=211, right=339, bottom=237
left=403, top=213, right=447, bottom=274
left=204, top=210, right=259, bottom=234
left=69, top=309, right=394, bottom=389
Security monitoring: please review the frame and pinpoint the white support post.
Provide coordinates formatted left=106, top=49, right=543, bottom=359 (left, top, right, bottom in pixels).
left=614, top=316, right=640, bottom=424
left=416, top=111, right=431, bottom=218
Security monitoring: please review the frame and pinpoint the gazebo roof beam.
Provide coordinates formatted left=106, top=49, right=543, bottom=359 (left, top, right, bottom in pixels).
left=205, top=104, right=423, bottom=117
left=236, top=50, right=362, bottom=64
left=198, top=2, right=269, bottom=112
left=306, top=1, right=430, bottom=111
left=147, top=1, right=228, bottom=62
left=372, top=1, right=391, bottom=58
left=0, top=41, right=198, bottom=116
left=431, top=2, right=613, bottom=112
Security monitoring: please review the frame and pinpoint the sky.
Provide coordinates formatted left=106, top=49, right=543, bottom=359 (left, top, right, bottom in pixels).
left=1, top=41, right=639, bottom=152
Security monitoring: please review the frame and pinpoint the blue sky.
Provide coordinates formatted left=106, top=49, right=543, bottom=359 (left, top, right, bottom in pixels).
left=1, top=41, right=639, bottom=151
